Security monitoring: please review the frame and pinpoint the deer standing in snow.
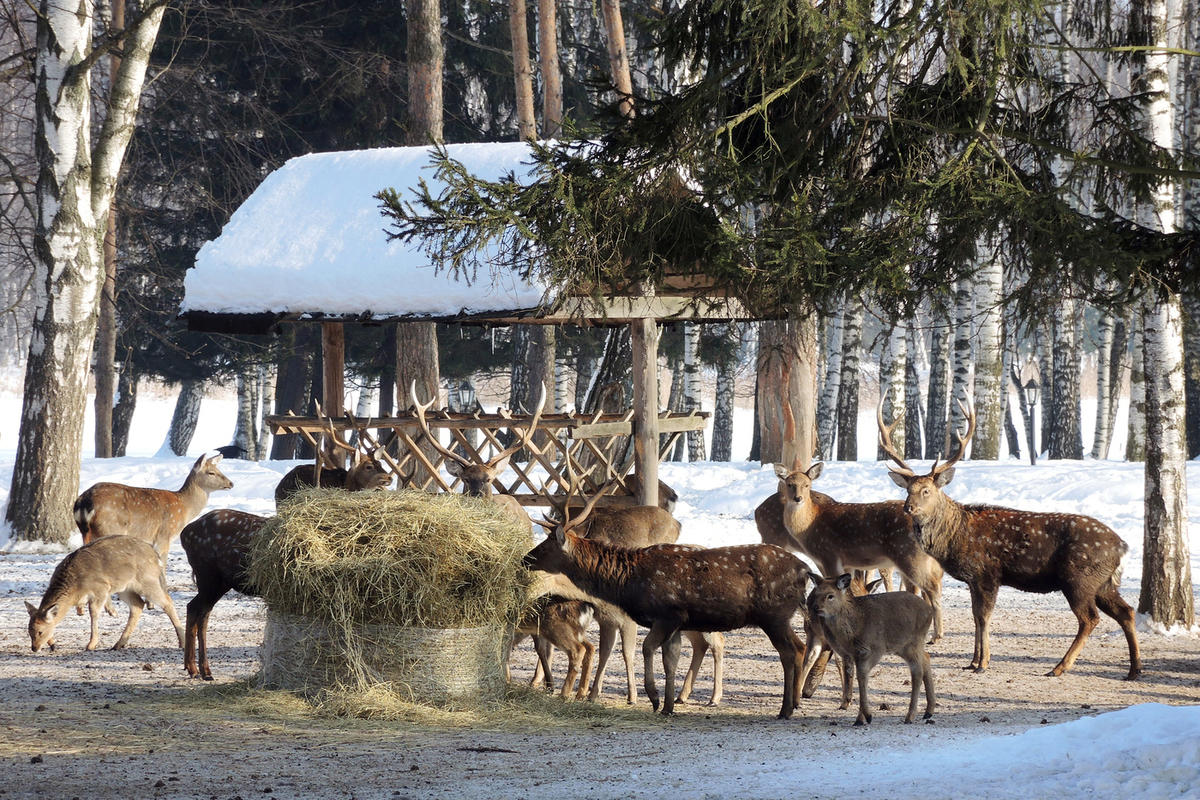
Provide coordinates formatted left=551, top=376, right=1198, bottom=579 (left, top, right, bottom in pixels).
left=180, top=509, right=267, bottom=680
left=879, top=401, right=1141, bottom=680
left=26, top=536, right=185, bottom=652
left=73, top=452, right=233, bottom=564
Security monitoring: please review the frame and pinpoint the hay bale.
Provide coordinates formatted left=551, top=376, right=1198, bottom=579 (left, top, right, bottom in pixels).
left=247, top=489, right=536, bottom=706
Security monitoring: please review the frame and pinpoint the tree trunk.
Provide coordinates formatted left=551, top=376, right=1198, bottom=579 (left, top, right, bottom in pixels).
left=971, top=249, right=1004, bottom=459
left=758, top=312, right=818, bottom=466
left=905, top=322, right=925, bottom=460
left=257, top=365, right=275, bottom=459
left=711, top=323, right=738, bottom=462
left=582, top=328, right=632, bottom=414
left=233, top=365, right=259, bottom=459
left=112, top=359, right=138, bottom=457
left=397, top=321, right=441, bottom=481
left=168, top=379, right=205, bottom=458
left=683, top=322, right=705, bottom=460
left=1127, top=312, right=1147, bottom=461
left=1182, top=293, right=1200, bottom=457
left=1037, top=324, right=1053, bottom=454
left=876, top=320, right=906, bottom=460
left=816, top=303, right=843, bottom=460
left=947, top=278, right=973, bottom=453
left=405, top=0, right=443, bottom=145
left=926, top=299, right=951, bottom=459
left=1048, top=298, right=1083, bottom=459
left=508, top=0, right=536, bottom=141
left=1093, top=308, right=1118, bottom=459
left=600, top=0, right=635, bottom=119
left=665, top=350, right=685, bottom=461
left=835, top=300, right=863, bottom=462
left=270, top=328, right=310, bottom=460
left=537, top=0, right=562, bottom=138
left=6, top=0, right=165, bottom=544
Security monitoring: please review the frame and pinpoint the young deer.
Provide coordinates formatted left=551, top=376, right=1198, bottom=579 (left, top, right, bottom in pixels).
left=809, top=573, right=936, bottom=725
left=74, top=452, right=234, bottom=563
left=533, top=478, right=683, bottom=704
left=880, top=401, right=1141, bottom=680
left=511, top=596, right=596, bottom=700
left=180, top=509, right=267, bottom=680
left=26, top=536, right=185, bottom=652
left=410, top=381, right=546, bottom=530
left=676, top=630, right=726, bottom=706
left=274, top=447, right=393, bottom=506
left=525, top=527, right=812, bottom=718
left=763, top=459, right=944, bottom=642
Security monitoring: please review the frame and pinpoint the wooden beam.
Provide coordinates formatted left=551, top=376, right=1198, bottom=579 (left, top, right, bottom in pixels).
left=321, top=322, right=346, bottom=465
left=630, top=317, right=660, bottom=507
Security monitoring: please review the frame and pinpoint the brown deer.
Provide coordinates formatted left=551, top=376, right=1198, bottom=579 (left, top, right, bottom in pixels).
left=533, top=475, right=683, bottom=704
left=410, top=381, right=546, bottom=530
left=794, top=572, right=880, bottom=708
left=879, top=401, right=1141, bottom=680
left=676, top=630, right=726, bottom=706
left=180, top=509, right=267, bottom=680
left=73, top=452, right=234, bottom=563
left=25, top=536, right=186, bottom=652
left=274, top=447, right=393, bottom=506
left=510, top=596, right=596, bottom=700
left=808, top=573, right=936, bottom=725
left=762, top=459, right=945, bottom=643
left=525, top=527, right=811, bottom=718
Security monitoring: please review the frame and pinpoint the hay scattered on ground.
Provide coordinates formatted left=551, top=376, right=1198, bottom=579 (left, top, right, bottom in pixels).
left=247, top=488, right=535, bottom=629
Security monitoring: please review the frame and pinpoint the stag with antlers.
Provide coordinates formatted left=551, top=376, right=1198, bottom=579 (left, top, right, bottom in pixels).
left=879, top=401, right=1141, bottom=680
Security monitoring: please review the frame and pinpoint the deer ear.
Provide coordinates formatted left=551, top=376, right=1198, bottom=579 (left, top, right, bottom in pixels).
left=772, top=463, right=790, bottom=480
left=42, top=603, right=58, bottom=619
left=934, top=467, right=956, bottom=487
left=887, top=470, right=909, bottom=490
left=25, top=600, right=38, bottom=618
left=865, top=578, right=884, bottom=594
left=807, top=462, right=824, bottom=480
left=555, top=526, right=569, bottom=547
left=491, top=456, right=510, bottom=474
left=445, top=460, right=465, bottom=477
left=835, top=574, right=853, bottom=591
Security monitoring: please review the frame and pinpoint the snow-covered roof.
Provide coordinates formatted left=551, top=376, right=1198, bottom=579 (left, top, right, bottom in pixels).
left=181, top=142, right=551, bottom=321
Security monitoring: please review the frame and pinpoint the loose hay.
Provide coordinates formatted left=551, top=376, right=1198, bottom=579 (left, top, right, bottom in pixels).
left=246, top=489, right=537, bottom=708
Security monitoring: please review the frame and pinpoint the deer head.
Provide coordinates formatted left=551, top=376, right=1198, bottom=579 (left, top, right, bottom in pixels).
left=773, top=458, right=823, bottom=504
left=879, top=398, right=976, bottom=524
left=410, top=381, right=546, bottom=497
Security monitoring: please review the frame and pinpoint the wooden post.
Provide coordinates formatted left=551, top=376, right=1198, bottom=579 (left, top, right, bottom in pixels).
left=322, top=322, right=346, bottom=465
left=631, top=317, right=660, bottom=507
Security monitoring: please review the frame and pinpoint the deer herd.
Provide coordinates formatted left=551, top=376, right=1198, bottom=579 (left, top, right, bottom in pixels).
left=23, top=396, right=1143, bottom=727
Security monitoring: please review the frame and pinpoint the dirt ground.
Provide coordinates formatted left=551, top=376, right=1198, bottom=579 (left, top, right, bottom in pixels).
left=1, top=582, right=1197, bottom=800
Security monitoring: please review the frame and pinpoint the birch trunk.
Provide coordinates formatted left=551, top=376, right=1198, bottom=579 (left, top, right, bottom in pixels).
left=1183, top=296, right=1200, bottom=457
left=6, top=0, right=166, bottom=543
left=835, top=300, right=863, bottom=462
left=711, top=322, right=739, bottom=462
left=167, top=379, right=204, bottom=458
left=1127, top=313, right=1147, bottom=461
left=233, top=366, right=259, bottom=459
left=816, top=304, right=843, bottom=460
left=876, top=321, right=906, bottom=460
left=947, top=278, right=973, bottom=454
left=971, top=249, right=1004, bottom=459
left=926, top=299, right=951, bottom=459
left=1048, top=298, right=1083, bottom=459
left=905, top=322, right=925, bottom=459
left=683, top=322, right=705, bottom=460
left=1093, top=308, right=1117, bottom=458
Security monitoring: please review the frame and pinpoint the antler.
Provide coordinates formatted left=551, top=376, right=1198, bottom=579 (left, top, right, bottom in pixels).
left=935, top=398, right=976, bottom=476
left=876, top=399, right=916, bottom=477
left=488, top=383, right=547, bottom=467
left=538, top=458, right=612, bottom=534
left=410, top=381, right=473, bottom=469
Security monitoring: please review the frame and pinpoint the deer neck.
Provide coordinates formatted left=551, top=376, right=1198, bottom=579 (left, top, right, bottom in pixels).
left=913, top=495, right=968, bottom=560
left=823, top=599, right=863, bottom=645
left=177, top=474, right=213, bottom=515
left=560, top=536, right=640, bottom=604
left=781, top=497, right=819, bottom=542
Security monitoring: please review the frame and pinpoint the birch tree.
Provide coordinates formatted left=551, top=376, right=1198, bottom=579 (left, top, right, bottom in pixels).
left=835, top=300, right=863, bottom=462
left=971, top=245, right=1004, bottom=459
left=816, top=303, right=843, bottom=460
left=877, top=320, right=906, bottom=460
left=1047, top=297, right=1083, bottom=459
left=947, top=278, right=973, bottom=453
left=904, top=322, right=925, bottom=459
left=5, top=0, right=167, bottom=544
left=926, top=299, right=951, bottom=459
left=1127, top=316, right=1147, bottom=461
left=682, top=322, right=705, bottom=460
left=711, top=322, right=740, bottom=462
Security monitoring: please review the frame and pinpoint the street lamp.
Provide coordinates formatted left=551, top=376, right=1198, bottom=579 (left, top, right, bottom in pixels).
left=1022, top=372, right=1040, bottom=466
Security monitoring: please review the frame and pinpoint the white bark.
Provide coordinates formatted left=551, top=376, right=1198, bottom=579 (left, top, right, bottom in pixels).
left=1048, top=297, right=1083, bottom=459
left=877, top=320, right=906, bottom=460
left=816, top=303, right=844, bottom=460
left=971, top=247, right=1004, bottom=460
left=1127, top=315, right=1147, bottom=461
left=835, top=300, right=863, bottom=462
left=947, top=279, right=974, bottom=456
left=682, top=323, right=705, bottom=461
left=1093, top=310, right=1117, bottom=459
left=926, top=299, right=951, bottom=459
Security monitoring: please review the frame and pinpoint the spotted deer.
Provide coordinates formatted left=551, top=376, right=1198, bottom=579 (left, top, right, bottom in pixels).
left=532, top=476, right=683, bottom=704
left=274, top=447, right=393, bottom=506
left=410, top=381, right=546, bottom=530
left=510, top=596, right=596, bottom=700
left=763, top=459, right=944, bottom=643
left=809, top=573, right=936, bottom=725
left=25, top=536, right=185, bottom=652
left=73, top=452, right=234, bottom=564
left=525, top=526, right=811, bottom=718
left=180, top=509, right=267, bottom=680
left=880, top=401, right=1141, bottom=680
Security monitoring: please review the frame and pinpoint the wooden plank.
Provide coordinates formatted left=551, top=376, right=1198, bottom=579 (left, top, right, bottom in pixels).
left=569, top=412, right=708, bottom=439
left=630, top=317, right=660, bottom=508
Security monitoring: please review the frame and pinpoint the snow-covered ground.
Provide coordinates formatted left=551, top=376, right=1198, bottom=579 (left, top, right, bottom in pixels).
left=1, top=384, right=1198, bottom=798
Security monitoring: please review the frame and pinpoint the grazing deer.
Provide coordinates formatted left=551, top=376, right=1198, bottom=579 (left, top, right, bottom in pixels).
left=763, top=459, right=944, bottom=643
left=809, top=573, right=936, bottom=725
left=533, top=477, right=684, bottom=704
left=511, top=596, right=596, bottom=700
left=880, top=401, right=1141, bottom=680
left=73, top=452, right=234, bottom=563
left=526, top=525, right=812, bottom=718
left=180, top=509, right=267, bottom=680
left=274, top=448, right=393, bottom=506
left=411, top=381, right=546, bottom=530
left=25, top=536, right=185, bottom=652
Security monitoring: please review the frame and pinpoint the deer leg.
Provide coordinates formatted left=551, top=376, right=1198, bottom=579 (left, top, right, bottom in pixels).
left=574, top=639, right=595, bottom=700
left=113, top=591, right=145, bottom=650
left=921, top=650, right=936, bottom=720
left=148, top=578, right=186, bottom=650
left=838, top=654, right=854, bottom=710
left=617, top=617, right=639, bottom=704
left=641, top=623, right=670, bottom=713
left=1050, top=586, right=1100, bottom=678
left=902, top=647, right=925, bottom=723
left=676, top=630, right=707, bottom=704
left=184, top=598, right=204, bottom=677
left=967, top=582, right=999, bottom=672
left=797, top=622, right=827, bottom=701
left=587, top=620, right=615, bottom=701
left=533, top=636, right=555, bottom=691
left=660, top=629, right=683, bottom=716
left=763, top=621, right=800, bottom=720
left=1096, top=582, right=1141, bottom=680
left=853, top=654, right=876, bottom=726
left=559, top=642, right=579, bottom=700
left=708, top=632, right=725, bottom=706
left=86, top=598, right=104, bottom=651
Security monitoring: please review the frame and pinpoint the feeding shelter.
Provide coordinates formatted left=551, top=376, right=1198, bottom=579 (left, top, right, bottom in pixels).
left=180, top=142, right=759, bottom=507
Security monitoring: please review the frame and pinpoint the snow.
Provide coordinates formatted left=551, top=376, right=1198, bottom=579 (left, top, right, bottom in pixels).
left=182, top=142, right=553, bottom=318
left=0, top=385, right=1198, bottom=796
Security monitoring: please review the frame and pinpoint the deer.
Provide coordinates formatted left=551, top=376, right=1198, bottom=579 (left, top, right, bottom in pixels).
left=762, top=459, right=945, bottom=643
left=180, top=509, right=267, bottom=680
left=676, top=629, right=726, bottom=706
left=73, top=452, right=234, bottom=565
left=25, top=536, right=186, bottom=652
left=880, top=400, right=1142, bottom=680
left=510, top=596, right=596, bottom=700
left=525, top=525, right=812, bottom=718
left=410, top=380, right=546, bottom=531
left=808, top=573, right=936, bottom=725
left=274, top=447, right=393, bottom=506
left=531, top=472, right=684, bottom=705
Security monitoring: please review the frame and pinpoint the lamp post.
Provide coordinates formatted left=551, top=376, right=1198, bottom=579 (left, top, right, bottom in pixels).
left=448, top=379, right=478, bottom=454
left=1022, top=376, right=1040, bottom=466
